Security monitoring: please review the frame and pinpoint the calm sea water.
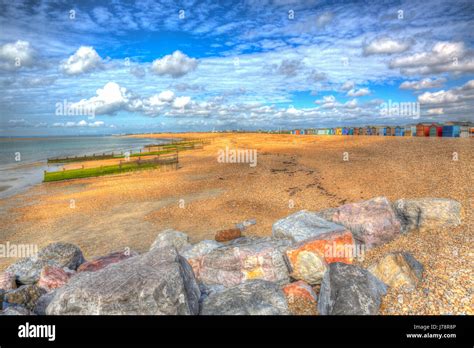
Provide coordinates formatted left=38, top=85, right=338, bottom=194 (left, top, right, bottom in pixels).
left=0, top=136, right=169, bottom=199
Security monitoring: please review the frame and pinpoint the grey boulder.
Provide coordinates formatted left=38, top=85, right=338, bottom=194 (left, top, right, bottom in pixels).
left=190, top=237, right=291, bottom=288
left=200, top=279, right=290, bottom=315
left=4, top=284, right=47, bottom=310
left=317, top=197, right=402, bottom=249
left=6, top=242, right=84, bottom=284
left=150, top=229, right=191, bottom=253
left=318, top=262, right=387, bottom=315
left=181, top=240, right=222, bottom=260
left=0, top=305, right=33, bottom=315
left=272, top=210, right=347, bottom=243
left=46, top=246, right=200, bottom=315
left=393, top=198, right=462, bottom=233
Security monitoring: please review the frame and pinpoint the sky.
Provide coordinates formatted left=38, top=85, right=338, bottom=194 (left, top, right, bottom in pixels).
left=0, top=0, right=474, bottom=136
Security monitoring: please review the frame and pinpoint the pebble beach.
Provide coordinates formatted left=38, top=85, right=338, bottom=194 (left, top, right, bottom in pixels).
left=0, top=133, right=472, bottom=315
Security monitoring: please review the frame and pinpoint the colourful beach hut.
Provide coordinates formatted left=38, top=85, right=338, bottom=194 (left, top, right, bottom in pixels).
left=395, top=126, right=404, bottom=136
left=404, top=126, right=412, bottom=136
left=429, top=124, right=442, bottom=137
left=335, top=127, right=342, bottom=135
left=386, top=126, right=394, bottom=136
left=460, top=126, right=469, bottom=138
left=442, top=125, right=460, bottom=137
left=416, top=123, right=430, bottom=137
left=348, top=127, right=354, bottom=135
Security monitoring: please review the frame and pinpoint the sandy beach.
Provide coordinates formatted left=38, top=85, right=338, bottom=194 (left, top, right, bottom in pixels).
left=0, top=133, right=472, bottom=314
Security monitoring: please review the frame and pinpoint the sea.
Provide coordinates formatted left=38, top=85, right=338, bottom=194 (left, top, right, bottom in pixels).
left=0, top=136, right=170, bottom=199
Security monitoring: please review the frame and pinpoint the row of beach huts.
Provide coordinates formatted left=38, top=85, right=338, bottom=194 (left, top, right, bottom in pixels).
left=290, top=122, right=474, bottom=137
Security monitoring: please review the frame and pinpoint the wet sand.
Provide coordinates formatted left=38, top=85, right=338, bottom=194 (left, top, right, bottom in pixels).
left=0, top=133, right=472, bottom=314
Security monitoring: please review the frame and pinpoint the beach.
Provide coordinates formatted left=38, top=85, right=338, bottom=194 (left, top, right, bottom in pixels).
left=0, top=133, right=472, bottom=314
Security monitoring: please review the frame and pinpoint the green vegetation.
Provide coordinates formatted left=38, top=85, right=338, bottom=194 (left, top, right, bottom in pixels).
left=44, top=156, right=178, bottom=182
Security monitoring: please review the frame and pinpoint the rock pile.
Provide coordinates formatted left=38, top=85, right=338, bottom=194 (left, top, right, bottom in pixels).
left=0, top=196, right=461, bottom=316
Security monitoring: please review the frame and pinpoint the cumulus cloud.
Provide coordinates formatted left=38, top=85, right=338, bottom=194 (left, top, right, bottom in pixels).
left=363, top=37, right=411, bottom=55
left=347, top=88, right=370, bottom=97
left=60, top=46, right=104, bottom=75
left=399, top=78, right=446, bottom=90
left=316, top=12, right=334, bottom=28
left=172, top=96, right=191, bottom=108
left=427, top=108, right=444, bottom=115
left=0, top=40, right=36, bottom=71
left=341, top=81, right=355, bottom=91
left=418, top=79, right=474, bottom=104
left=315, top=95, right=337, bottom=108
left=151, top=50, right=198, bottom=78
left=277, top=59, right=303, bottom=76
left=69, top=82, right=133, bottom=115
left=390, top=41, right=474, bottom=74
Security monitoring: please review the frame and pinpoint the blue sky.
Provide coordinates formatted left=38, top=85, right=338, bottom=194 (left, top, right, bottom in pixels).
left=1, top=0, right=473, bottom=135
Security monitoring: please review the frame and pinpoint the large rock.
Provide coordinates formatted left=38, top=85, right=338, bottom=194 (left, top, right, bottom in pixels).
left=181, top=240, right=222, bottom=260
left=6, top=242, right=85, bottom=284
left=4, top=285, right=47, bottom=310
left=190, top=237, right=291, bottom=288
left=368, top=252, right=423, bottom=292
left=37, top=266, right=74, bottom=291
left=200, top=279, right=290, bottom=315
left=150, top=229, right=191, bottom=253
left=0, top=272, right=16, bottom=291
left=0, top=305, right=33, bottom=315
left=46, top=246, right=200, bottom=315
left=317, top=197, right=402, bottom=249
left=282, top=281, right=318, bottom=315
left=285, top=230, right=354, bottom=284
left=393, top=198, right=462, bottom=233
left=273, top=210, right=348, bottom=243
left=33, top=291, right=57, bottom=315
left=318, top=263, right=387, bottom=315
left=77, top=249, right=138, bottom=273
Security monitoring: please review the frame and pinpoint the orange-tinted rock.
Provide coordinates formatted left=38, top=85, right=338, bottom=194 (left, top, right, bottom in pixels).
left=282, top=281, right=318, bottom=315
left=0, top=272, right=16, bottom=291
left=215, top=228, right=242, bottom=242
left=77, top=250, right=137, bottom=273
left=37, top=266, right=73, bottom=291
left=285, top=230, right=355, bottom=284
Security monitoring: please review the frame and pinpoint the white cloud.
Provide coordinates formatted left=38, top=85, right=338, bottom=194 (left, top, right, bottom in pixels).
left=390, top=41, right=474, bottom=74
left=60, top=46, right=104, bottom=75
left=427, top=108, right=444, bottom=115
left=69, top=82, right=132, bottom=115
left=399, top=78, right=446, bottom=90
left=341, top=81, right=355, bottom=91
left=316, top=12, right=334, bottom=28
left=151, top=51, right=198, bottom=78
left=347, top=88, right=370, bottom=97
left=363, top=37, right=411, bottom=55
left=0, top=40, right=36, bottom=71
left=418, top=80, right=474, bottom=104
left=172, top=96, right=191, bottom=108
